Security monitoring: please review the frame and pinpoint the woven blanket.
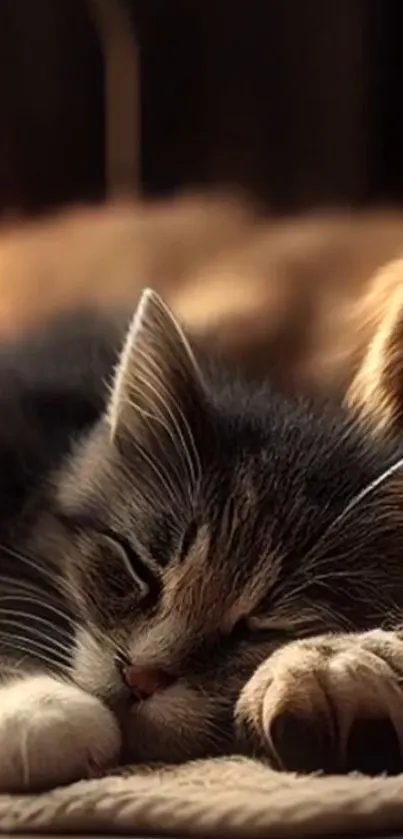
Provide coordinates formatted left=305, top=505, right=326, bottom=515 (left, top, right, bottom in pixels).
left=1, top=758, right=403, bottom=837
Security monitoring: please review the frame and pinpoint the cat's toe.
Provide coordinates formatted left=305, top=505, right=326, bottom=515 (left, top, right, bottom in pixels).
left=235, top=645, right=336, bottom=770
left=268, top=709, right=336, bottom=773
left=268, top=700, right=402, bottom=775
left=0, top=675, right=121, bottom=792
left=345, top=717, right=402, bottom=775
left=236, top=671, right=336, bottom=772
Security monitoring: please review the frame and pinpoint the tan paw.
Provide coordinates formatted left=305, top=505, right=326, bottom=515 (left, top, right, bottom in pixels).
left=236, top=630, right=403, bottom=774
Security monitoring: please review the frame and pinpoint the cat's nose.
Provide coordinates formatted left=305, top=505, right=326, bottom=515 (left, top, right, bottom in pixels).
left=122, top=664, right=174, bottom=699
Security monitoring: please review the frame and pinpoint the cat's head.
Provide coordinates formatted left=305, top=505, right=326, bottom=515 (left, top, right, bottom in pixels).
left=34, top=288, right=403, bottom=762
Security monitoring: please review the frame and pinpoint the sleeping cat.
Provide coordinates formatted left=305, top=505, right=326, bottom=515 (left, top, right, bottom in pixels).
left=2, top=288, right=403, bottom=791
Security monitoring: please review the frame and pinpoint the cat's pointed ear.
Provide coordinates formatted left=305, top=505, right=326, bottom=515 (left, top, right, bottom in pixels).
left=107, top=288, right=204, bottom=485
left=346, top=258, right=403, bottom=434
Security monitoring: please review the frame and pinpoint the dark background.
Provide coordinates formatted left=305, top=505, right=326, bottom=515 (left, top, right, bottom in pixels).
left=0, top=0, right=402, bottom=215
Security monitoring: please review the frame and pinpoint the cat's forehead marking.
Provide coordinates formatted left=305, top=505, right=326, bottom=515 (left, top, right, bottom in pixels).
left=162, top=518, right=283, bottom=634
left=163, top=526, right=215, bottom=613
left=227, top=551, right=283, bottom=624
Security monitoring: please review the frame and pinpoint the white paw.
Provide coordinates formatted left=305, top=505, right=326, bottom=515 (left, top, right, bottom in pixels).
left=0, top=674, right=121, bottom=791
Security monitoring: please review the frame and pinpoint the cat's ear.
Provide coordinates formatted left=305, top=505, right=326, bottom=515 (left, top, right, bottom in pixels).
left=107, top=288, right=205, bottom=486
left=346, top=258, right=403, bottom=434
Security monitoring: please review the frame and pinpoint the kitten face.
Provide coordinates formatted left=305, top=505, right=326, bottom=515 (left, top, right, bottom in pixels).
left=31, top=290, right=403, bottom=763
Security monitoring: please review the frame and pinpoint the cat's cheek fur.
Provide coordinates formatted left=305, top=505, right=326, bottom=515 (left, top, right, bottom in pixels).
left=0, top=675, right=121, bottom=792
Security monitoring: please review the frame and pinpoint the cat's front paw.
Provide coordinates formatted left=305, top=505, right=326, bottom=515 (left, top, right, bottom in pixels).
left=0, top=675, right=121, bottom=791
left=236, top=630, right=403, bottom=774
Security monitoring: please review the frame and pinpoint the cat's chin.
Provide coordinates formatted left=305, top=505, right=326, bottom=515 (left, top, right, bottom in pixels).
left=121, top=682, right=234, bottom=763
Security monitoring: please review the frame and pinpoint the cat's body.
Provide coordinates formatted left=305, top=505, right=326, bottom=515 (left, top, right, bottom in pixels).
left=3, top=291, right=403, bottom=789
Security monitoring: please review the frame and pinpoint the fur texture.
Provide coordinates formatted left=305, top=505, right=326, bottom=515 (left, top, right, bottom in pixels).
left=1, top=289, right=403, bottom=789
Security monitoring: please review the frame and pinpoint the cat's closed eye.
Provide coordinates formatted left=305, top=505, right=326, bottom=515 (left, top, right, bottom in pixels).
left=98, top=533, right=160, bottom=602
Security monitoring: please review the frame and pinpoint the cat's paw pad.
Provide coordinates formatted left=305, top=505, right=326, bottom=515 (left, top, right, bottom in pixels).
left=0, top=675, right=121, bottom=791
left=236, top=630, right=403, bottom=774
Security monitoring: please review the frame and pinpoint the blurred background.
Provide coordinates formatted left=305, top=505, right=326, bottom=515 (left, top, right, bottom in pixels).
left=1, top=0, right=403, bottom=403
left=0, top=0, right=402, bottom=216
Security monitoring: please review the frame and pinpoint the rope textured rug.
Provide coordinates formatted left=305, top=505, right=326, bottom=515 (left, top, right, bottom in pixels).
left=1, top=757, right=403, bottom=837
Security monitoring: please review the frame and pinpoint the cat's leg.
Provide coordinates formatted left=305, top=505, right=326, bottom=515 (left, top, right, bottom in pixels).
left=0, top=673, right=121, bottom=791
left=235, top=629, right=403, bottom=773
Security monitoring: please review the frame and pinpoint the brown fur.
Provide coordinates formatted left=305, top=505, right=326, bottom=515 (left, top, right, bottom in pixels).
left=3, top=281, right=403, bottom=784
left=3, top=195, right=403, bottom=397
left=52, top=289, right=403, bottom=776
left=0, top=193, right=255, bottom=337
left=236, top=271, right=403, bottom=775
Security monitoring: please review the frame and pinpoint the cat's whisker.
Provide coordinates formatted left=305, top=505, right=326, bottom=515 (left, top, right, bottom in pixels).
left=0, top=617, right=72, bottom=657
left=301, top=555, right=396, bottom=614
left=313, top=567, right=381, bottom=585
left=0, top=592, right=77, bottom=629
left=0, top=608, right=73, bottom=636
left=0, top=544, right=61, bottom=591
left=0, top=593, right=80, bottom=629
left=0, top=632, right=71, bottom=671
left=269, top=577, right=355, bottom=634
left=299, top=454, right=403, bottom=569
left=270, top=574, right=314, bottom=608
left=309, top=602, right=354, bottom=633
left=0, top=579, right=57, bottom=604
left=275, top=561, right=381, bottom=604
left=303, top=525, right=382, bottom=571
left=0, top=565, right=83, bottom=623
left=0, top=575, right=47, bottom=594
